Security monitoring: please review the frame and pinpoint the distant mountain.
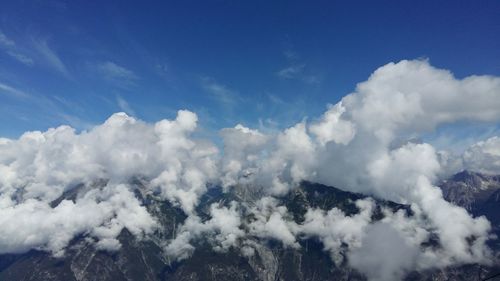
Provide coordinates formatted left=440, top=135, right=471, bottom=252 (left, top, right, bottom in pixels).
left=0, top=176, right=499, bottom=281
left=440, top=171, right=500, bottom=231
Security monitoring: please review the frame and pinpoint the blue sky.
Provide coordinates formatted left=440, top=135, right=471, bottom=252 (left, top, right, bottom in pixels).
left=0, top=0, right=499, bottom=139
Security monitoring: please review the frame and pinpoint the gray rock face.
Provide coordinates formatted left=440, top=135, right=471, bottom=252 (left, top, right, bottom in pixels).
left=1, top=176, right=499, bottom=281
left=440, top=171, right=500, bottom=211
left=440, top=171, right=500, bottom=230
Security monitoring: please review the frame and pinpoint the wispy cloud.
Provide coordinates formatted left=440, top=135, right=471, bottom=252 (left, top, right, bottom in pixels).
left=276, top=64, right=306, bottom=79
left=201, top=77, right=241, bottom=108
left=56, top=112, right=95, bottom=131
left=276, top=50, right=321, bottom=84
left=32, top=38, right=70, bottom=78
left=0, top=82, right=93, bottom=131
left=0, top=30, right=34, bottom=66
left=283, top=49, right=299, bottom=60
left=99, top=61, right=138, bottom=80
left=0, top=82, right=30, bottom=99
left=0, top=31, right=15, bottom=47
left=116, top=95, right=136, bottom=116
left=97, top=61, right=139, bottom=88
left=265, top=94, right=285, bottom=106
left=6, top=51, right=34, bottom=66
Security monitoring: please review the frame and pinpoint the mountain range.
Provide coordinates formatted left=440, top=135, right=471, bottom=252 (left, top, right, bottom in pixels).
left=1, top=171, right=499, bottom=281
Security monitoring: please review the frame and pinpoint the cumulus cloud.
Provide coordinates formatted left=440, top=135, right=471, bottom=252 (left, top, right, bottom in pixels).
left=1, top=59, right=499, bottom=281
left=165, top=201, right=244, bottom=260
left=0, top=110, right=218, bottom=213
left=221, top=121, right=315, bottom=195
left=219, top=59, right=500, bottom=279
left=348, top=222, right=419, bottom=281
left=219, top=124, right=268, bottom=188
left=0, top=184, right=156, bottom=256
left=246, top=197, right=299, bottom=248
left=309, top=102, right=356, bottom=145
left=343, top=60, right=500, bottom=142
left=462, top=136, right=500, bottom=175
left=0, top=110, right=219, bottom=254
left=299, top=199, right=375, bottom=265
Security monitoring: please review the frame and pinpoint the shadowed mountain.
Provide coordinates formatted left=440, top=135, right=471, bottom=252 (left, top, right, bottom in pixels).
left=0, top=175, right=499, bottom=281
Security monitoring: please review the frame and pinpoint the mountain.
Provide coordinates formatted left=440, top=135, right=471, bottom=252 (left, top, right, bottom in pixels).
left=440, top=171, right=500, bottom=230
left=0, top=175, right=499, bottom=281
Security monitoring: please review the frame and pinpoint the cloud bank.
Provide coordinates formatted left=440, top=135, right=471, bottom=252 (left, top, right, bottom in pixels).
left=1, top=60, right=499, bottom=280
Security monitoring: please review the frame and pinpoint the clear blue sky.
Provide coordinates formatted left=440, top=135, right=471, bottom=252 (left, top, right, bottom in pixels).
left=0, top=0, right=499, bottom=138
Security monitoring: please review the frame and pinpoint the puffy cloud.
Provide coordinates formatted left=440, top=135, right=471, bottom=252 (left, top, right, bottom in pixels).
left=298, top=199, right=374, bottom=265
left=1, top=59, right=499, bottom=281
left=348, top=222, right=419, bottom=281
left=246, top=197, right=299, bottom=248
left=165, top=201, right=244, bottom=260
left=310, top=61, right=498, bottom=276
left=309, top=102, right=356, bottom=145
left=220, top=121, right=315, bottom=195
left=0, top=110, right=218, bottom=214
left=218, top=59, right=500, bottom=279
left=0, top=184, right=156, bottom=256
left=343, top=60, right=500, bottom=143
left=0, top=110, right=218, bottom=255
left=462, top=136, right=500, bottom=175
left=220, top=124, right=268, bottom=188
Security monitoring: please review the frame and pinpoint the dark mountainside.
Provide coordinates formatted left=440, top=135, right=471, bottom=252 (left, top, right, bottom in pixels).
left=441, top=171, right=500, bottom=229
left=0, top=172, right=499, bottom=281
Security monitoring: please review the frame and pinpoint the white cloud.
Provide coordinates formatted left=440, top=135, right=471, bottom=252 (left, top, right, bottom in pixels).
left=0, top=82, right=30, bottom=99
left=276, top=50, right=321, bottom=84
left=0, top=110, right=219, bottom=256
left=0, top=184, right=156, bottom=256
left=348, top=222, right=419, bottom=281
left=0, top=59, right=499, bottom=280
left=0, top=30, right=34, bottom=66
left=309, top=102, right=356, bottom=145
left=343, top=60, right=500, bottom=143
left=166, top=201, right=244, bottom=260
left=33, top=38, right=70, bottom=78
left=220, top=121, right=317, bottom=195
left=276, top=63, right=320, bottom=84
left=219, top=124, right=268, bottom=188
left=246, top=197, right=299, bottom=248
left=6, top=50, right=34, bottom=66
left=201, top=77, right=241, bottom=108
left=276, top=64, right=305, bottom=79
left=299, top=199, right=375, bottom=265
left=116, top=95, right=136, bottom=116
left=98, top=61, right=139, bottom=82
left=462, top=136, right=500, bottom=175
left=0, top=31, right=15, bottom=47
left=220, top=59, right=500, bottom=279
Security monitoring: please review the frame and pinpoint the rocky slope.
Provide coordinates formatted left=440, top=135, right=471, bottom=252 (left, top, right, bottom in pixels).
left=0, top=175, right=499, bottom=281
left=440, top=171, right=500, bottom=230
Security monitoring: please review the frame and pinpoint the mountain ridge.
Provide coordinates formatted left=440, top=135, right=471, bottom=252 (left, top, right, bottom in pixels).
left=0, top=172, right=499, bottom=281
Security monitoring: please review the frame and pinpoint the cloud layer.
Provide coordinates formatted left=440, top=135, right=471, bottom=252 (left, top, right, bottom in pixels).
left=1, top=60, right=499, bottom=280
left=0, top=110, right=218, bottom=256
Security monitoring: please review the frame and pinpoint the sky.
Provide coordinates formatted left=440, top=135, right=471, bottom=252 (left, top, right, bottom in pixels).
left=2, top=2, right=500, bottom=279
left=0, top=0, right=499, bottom=142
